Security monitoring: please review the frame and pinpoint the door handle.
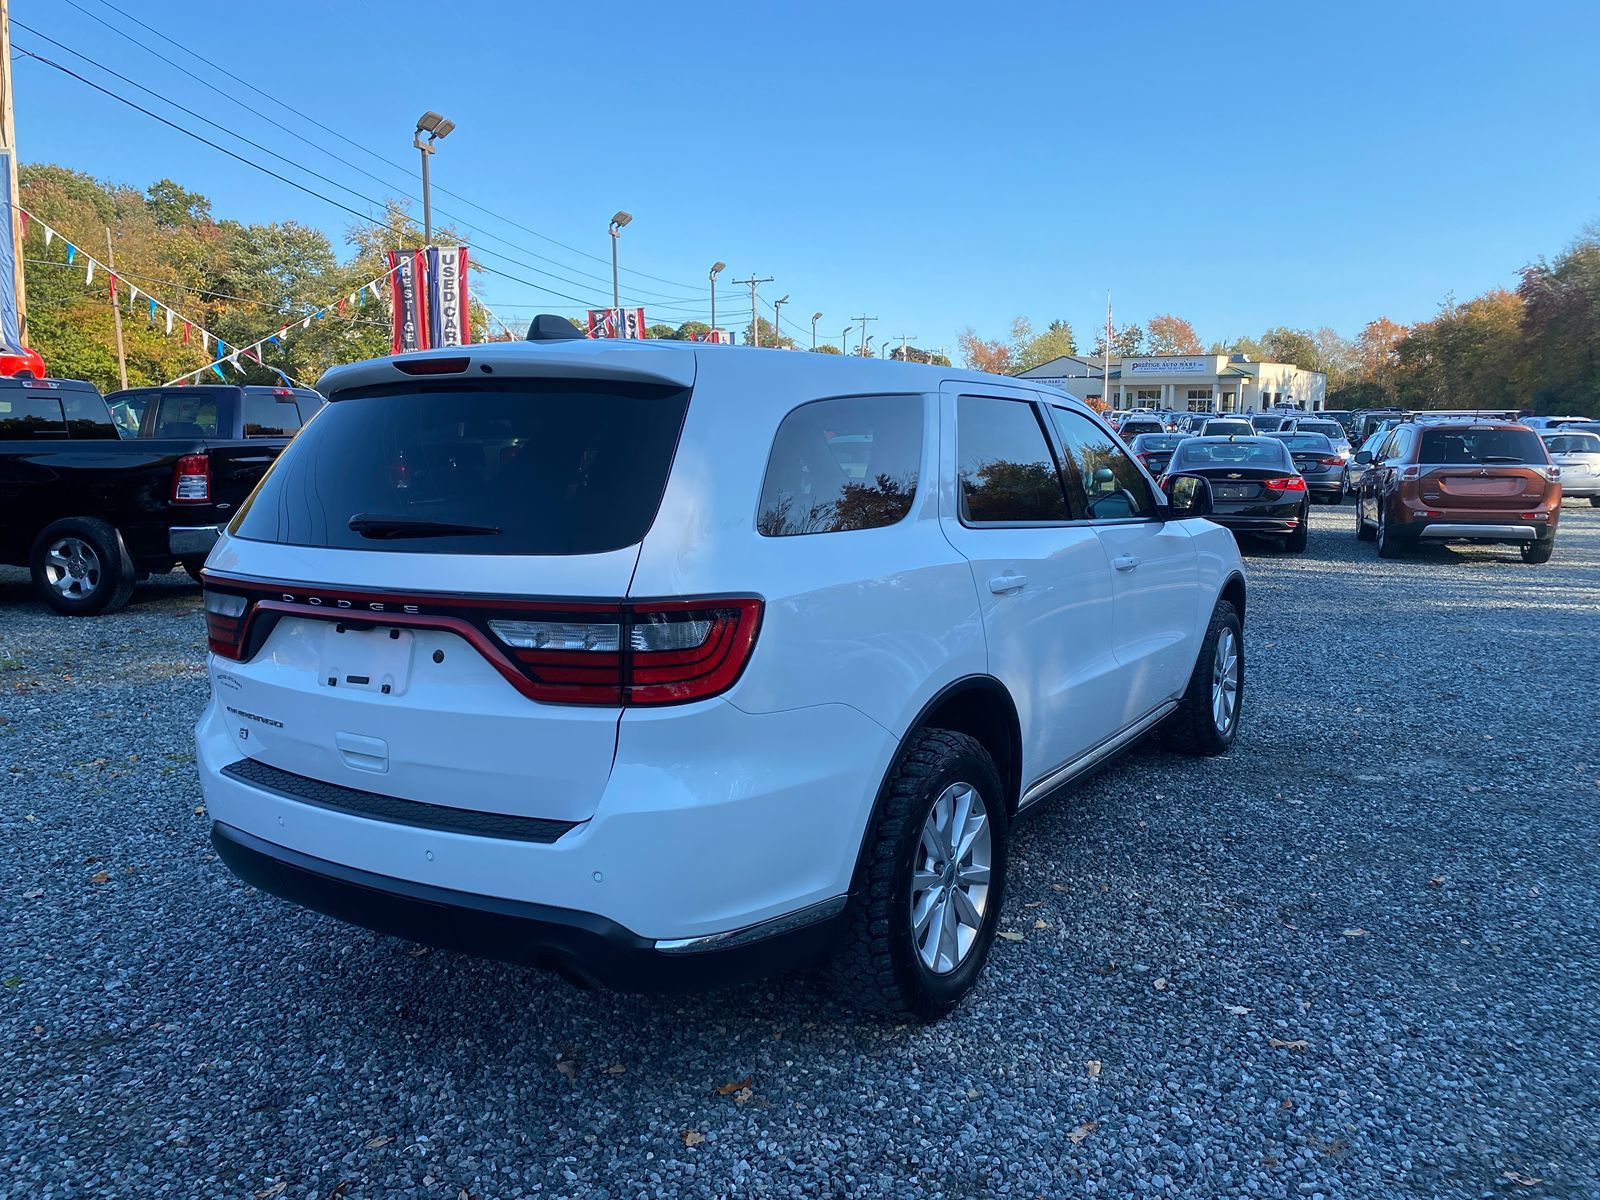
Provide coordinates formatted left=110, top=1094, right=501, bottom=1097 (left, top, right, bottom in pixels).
left=988, top=573, right=1027, bottom=595
left=1113, top=555, right=1141, bottom=571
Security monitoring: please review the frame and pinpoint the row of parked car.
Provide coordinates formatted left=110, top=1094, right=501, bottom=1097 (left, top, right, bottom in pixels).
left=1105, top=405, right=1589, bottom=562
left=0, top=374, right=324, bottom=613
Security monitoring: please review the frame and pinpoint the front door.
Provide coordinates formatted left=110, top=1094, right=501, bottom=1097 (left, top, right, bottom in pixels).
left=1047, top=404, right=1202, bottom=728
left=937, top=388, right=1125, bottom=789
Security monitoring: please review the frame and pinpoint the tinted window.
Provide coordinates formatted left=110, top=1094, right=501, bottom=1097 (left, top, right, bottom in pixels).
left=1250, top=416, right=1284, bottom=431
left=1544, top=433, right=1600, bottom=454
left=242, top=392, right=304, bottom=438
left=151, top=393, right=220, bottom=438
left=1051, top=407, right=1157, bottom=519
left=0, top=394, right=67, bottom=438
left=1419, top=427, right=1547, bottom=465
left=1176, top=439, right=1292, bottom=467
left=1295, top=420, right=1344, bottom=438
left=107, top=389, right=156, bottom=436
left=1277, top=433, right=1335, bottom=451
left=231, top=379, right=690, bottom=556
left=757, top=395, right=921, bottom=537
left=62, top=392, right=119, bottom=439
left=956, top=396, right=1069, bottom=522
left=1203, top=421, right=1253, bottom=436
left=1130, top=434, right=1185, bottom=452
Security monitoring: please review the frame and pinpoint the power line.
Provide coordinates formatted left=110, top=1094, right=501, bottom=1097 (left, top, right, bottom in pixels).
left=75, top=0, right=711, bottom=298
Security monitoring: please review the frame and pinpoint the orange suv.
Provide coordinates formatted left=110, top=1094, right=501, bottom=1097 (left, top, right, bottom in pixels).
left=1354, top=421, right=1561, bottom=562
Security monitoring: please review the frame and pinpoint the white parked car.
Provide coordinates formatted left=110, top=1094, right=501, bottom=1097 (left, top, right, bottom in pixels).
left=195, top=331, right=1248, bottom=1020
left=1539, top=429, right=1600, bottom=504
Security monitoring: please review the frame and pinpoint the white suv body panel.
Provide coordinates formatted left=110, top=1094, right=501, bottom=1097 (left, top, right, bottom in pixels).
left=196, top=340, right=1246, bottom=968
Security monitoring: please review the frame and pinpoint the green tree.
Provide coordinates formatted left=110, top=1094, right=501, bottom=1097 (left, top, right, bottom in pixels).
left=145, top=179, right=212, bottom=228
left=1258, top=326, right=1318, bottom=369
left=1090, top=322, right=1144, bottom=359
left=646, top=323, right=678, bottom=339
left=813, top=343, right=842, bottom=354
left=1012, top=317, right=1077, bottom=371
left=742, top=316, right=794, bottom=349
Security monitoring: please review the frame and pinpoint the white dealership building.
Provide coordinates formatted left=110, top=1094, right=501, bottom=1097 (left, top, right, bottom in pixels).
left=1016, top=353, right=1326, bottom=414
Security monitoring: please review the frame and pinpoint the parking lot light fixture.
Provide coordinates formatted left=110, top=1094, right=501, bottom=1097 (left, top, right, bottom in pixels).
left=413, top=111, right=455, bottom=245
left=811, top=312, right=823, bottom=349
left=709, top=262, right=726, bottom=335
left=608, top=212, right=633, bottom=322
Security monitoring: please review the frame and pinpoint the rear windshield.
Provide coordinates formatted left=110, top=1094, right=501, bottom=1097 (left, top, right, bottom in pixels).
left=1119, top=419, right=1163, bottom=432
left=230, top=379, right=690, bottom=556
left=242, top=392, right=304, bottom=438
left=1249, top=416, right=1284, bottom=430
left=1177, top=439, right=1290, bottom=467
left=1418, top=427, right=1547, bottom=465
left=1295, top=421, right=1344, bottom=438
left=1203, top=421, right=1253, bottom=436
left=1131, top=434, right=1185, bottom=451
left=1277, top=433, right=1335, bottom=451
left=1543, top=433, right=1600, bottom=454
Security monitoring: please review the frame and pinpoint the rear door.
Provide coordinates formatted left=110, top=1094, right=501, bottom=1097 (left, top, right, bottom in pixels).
left=1414, top=426, right=1557, bottom=511
left=936, top=387, right=1125, bottom=786
left=1047, top=404, right=1200, bottom=726
left=203, top=373, right=693, bottom=823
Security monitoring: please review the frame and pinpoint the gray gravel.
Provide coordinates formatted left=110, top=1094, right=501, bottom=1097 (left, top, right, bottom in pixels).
left=3, top=503, right=1599, bottom=1200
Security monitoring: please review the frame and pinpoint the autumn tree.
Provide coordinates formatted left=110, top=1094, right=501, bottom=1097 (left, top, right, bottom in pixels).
left=958, top=326, right=1013, bottom=374
left=1257, top=326, right=1318, bottom=369
left=1351, top=317, right=1408, bottom=400
left=1145, top=314, right=1202, bottom=355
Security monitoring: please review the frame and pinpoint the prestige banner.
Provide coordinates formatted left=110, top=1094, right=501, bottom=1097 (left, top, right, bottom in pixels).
left=386, top=249, right=428, bottom=354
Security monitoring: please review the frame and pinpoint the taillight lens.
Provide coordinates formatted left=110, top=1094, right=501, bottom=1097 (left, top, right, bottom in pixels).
left=1262, top=476, right=1307, bottom=492
left=172, top=453, right=211, bottom=503
left=1318, top=456, right=1344, bottom=466
left=489, top=599, right=762, bottom=705
left=203, top=588, right=249, bottom=659
left=1543, top=465, right=1562, bottom=482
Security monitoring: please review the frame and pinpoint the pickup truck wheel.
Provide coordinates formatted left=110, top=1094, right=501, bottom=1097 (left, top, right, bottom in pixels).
left=834, top=728, right=1008, bottom=1023
left=182, top=560, right=207, bottom=584
left=30, top=518, right=137, bottom=616
left=1160, top=599, right=1243, bottom=758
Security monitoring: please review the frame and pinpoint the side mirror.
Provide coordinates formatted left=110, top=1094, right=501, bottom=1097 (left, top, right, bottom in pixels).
left=1164, top=473, right=1213, bottom=519
left=1354, top=450, right=1373, bottom=465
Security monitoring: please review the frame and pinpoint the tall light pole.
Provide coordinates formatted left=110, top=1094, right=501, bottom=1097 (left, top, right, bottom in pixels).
left=709, top=261, right=725, bottom=337
left=772, top=294, right=789, bottom=346
left=810, top=312, right=823, bottom=350
left=608, top=211, right=632, bottom=332
left=413, top=111, right=455, bottom=245
left=840, top=326, right=852, bottom=356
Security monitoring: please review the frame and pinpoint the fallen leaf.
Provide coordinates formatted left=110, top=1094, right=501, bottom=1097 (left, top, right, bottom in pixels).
left=1269, top=1038, right=1309, bottom=1051
left=965, top=1087, right=979, bottom=1099
left=365, top=1135, right=392, bottom=1149
left=408, top=946, right=429, bottom=958
left=1066, top=1121, right=1099, bottom=1144
left=456, top=1191, right=478, bottom=1200
left=732, top=1087, right=753, bottom=1106
left=1086, top=1060, right=1102, bottom=1079
left=127, top=753, right=139, bottom=763
left=605, top=1063, right=626, bottom=1075
left=1342, top=928, right=1368, bottom=938
left=1092, top=963, right=1117, bottom=977
left=193, top=806, right=206, bottom=816
left=1501, top=1170, right=1543, bottom=1187
left=715, top=1076, right=752, bottom=1096
left=22, top=889, right=43, bottom=899
left=1280, top=1098, right=1294, bottom=1111
left=1225, top=1005, right=1251, bottom=1016
left=255, top=1184, right=287, bottom=1199
left=682, top=1129, right=705, bottom=1147
left=1099, top=883, right=1109, bottom=893
left=1051, top=883, right=1067, bottom=893
left=1153, top=977, right=1169, bottom=991
left=996, top=931, right=1025, bottom=942
left=1023, top=900, right=1044, bottom=909
left=1033, top=918, right=1049, bottom=930
left=1428, top=877, right=1445, bottom=888
left=88, top=871, right=109, bottom=885
left=328, top=1184, right=352, bottom=1200
left=555, top=1060, right=577, bottom=1081
left=83, top=856, right=98, bottom=865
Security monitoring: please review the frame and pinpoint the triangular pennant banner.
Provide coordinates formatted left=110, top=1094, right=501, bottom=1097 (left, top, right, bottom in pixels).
left=165, top=308, right=174, bottom=335
left=44, top=227, right=54, bottom=248
left=65, top=243, right=76, bottom=264
left=86, top=259, right=95, bottom=285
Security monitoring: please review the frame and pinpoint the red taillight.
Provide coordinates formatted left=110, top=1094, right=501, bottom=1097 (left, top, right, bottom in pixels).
left=1262, top=476, right=1307, bottom=492
left=489, top=598, right=763, bottom=705
left=1318, top=456, right=1343, bottom=466
left=202, top=586, right=249, bottom=658
left=394, top=356, right=470, bottom=376
left=172, top=453, right=210, bottom=503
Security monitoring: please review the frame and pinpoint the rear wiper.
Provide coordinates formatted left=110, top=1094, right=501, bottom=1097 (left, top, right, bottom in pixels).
left=1479, top=456, right=1524, bottom=464
left=347, top=514, right=501, bottom=539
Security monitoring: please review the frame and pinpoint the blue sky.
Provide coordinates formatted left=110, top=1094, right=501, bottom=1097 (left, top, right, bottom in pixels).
left=12, top=0, right=1600, bottom=357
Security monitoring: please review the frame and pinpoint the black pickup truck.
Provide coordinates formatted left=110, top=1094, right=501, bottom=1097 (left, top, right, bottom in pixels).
left=0, top=378, right=320, bottom=615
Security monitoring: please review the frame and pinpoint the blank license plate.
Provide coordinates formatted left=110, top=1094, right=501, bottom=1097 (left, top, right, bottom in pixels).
left=1215, top=485, right=1251, bottom=499
left=317, top=624, right=416, bottom=696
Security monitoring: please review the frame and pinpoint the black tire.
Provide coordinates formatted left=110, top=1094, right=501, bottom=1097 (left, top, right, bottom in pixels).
left=1375, top=503, right=1403, bottom=559
left=1355, top=494, right=1375, bottom=541
left=1589, top=496, right=1599, bottom=508
left=1160, top=599, right=1243, bottom=758
left=182, top=560, right=207, bottom=585
left=1285, top=503, right=1309, bottom=552
left=29, top=517, right=137, bottom=616
left=1520, top=538, right=1554, bottom=564
left=834, top=728, right=1009, bottom=1023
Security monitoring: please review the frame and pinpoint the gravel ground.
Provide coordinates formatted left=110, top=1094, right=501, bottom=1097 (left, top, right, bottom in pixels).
left=3, top=503, right=1598, bottom=1200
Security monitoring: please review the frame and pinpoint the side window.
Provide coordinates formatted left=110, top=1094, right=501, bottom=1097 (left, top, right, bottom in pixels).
left=0, top=394, right=67, bottom=438
left=757, top=394, right=922, bottom=537
left=956, top=396, right=1069, bottom=523
left=1377, top=431, right=1401, bottom=461
left=151, top=392, right=220, bottom=438
left=62, top=392, right=120, bottom=440
left=242, top=392, right=304, bottom=438
left=1049, top=407, right=1157, bottom=520
left=108, top=390, right=155, bottom=436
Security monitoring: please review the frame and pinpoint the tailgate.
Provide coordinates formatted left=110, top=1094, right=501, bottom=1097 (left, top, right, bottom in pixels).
left=1419, top=466, right=1549, bottom=509
left=206, top=441, right=285, bottom=510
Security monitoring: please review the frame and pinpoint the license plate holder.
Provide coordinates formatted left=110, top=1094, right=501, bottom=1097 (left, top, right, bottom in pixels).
left=1215, top=485, right=1251, bottom=499
left=317, top=624, right=416, bottom=696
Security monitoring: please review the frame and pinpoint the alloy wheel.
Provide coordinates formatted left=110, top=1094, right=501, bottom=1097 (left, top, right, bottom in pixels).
left=909, top=782, right=992, bottom=975
left=44, top=537, right=102, bottom=599
left=1212, top=625, right=1240, bottom=733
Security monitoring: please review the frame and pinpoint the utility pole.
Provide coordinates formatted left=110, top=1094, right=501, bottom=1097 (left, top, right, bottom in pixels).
left=105, top=228, right=128, bottom=390
left=892, top=333, right=917, bottom=363
left=733, top=275, right=772, bottom=346
left=0, top=0, right=27, bottom=344
left=853, top=315, right=877, bottom=358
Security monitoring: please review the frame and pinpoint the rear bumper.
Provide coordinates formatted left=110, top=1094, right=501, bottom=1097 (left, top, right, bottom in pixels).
left=212, top=822, right=846, bottom=992
left=1414, top=522, right=1542, bottom=542
left=1210, top=512, right=1302, bottom=534
left=169, top=525, right=222, bottom=558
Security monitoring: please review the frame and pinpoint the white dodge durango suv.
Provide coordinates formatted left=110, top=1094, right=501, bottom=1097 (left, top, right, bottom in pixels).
left=196, top=329, right=1247, bottom=1021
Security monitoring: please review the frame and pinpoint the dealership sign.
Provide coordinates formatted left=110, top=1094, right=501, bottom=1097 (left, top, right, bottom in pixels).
left=1125, top=357, right=1212, bottom=375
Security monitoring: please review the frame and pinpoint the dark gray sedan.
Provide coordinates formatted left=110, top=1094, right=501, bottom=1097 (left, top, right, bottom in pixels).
left=1269, top=432, right=1346, bottom=503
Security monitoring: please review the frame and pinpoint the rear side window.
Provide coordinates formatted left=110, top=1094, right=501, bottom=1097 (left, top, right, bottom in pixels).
left=0, top=394, right=67, bottom=438
left=957, top=396, right=1069, bottom=523
left=230, top=379, right=690, bottom=556
left=62, top=392, right=119, bottom=439
left=241, top=392, right=304, bottom=438
left=151, top=393, right=220, bottom=438
left=1419, top=427, right=1547, bottom=465
left=757, top=395, right=921, bottom=537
